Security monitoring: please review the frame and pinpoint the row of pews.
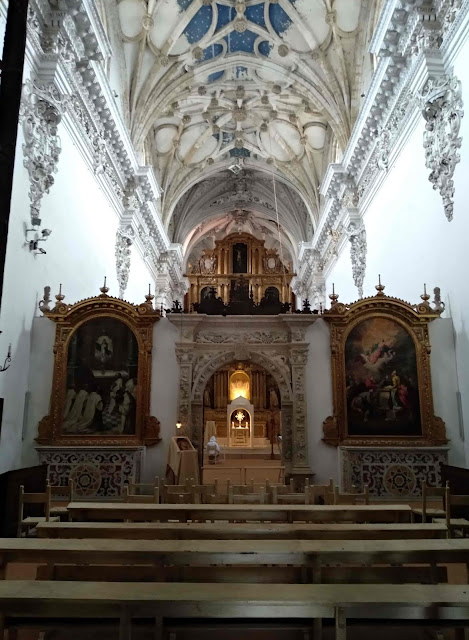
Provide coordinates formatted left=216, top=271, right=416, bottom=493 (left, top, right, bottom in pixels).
left=2, top=480, right=469, bottom=640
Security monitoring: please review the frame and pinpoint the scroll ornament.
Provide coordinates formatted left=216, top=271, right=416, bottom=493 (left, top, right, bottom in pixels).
left=420, top=73, right=464, bottom=221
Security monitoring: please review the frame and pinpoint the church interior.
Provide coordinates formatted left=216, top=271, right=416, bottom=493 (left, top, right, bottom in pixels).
left=1, top=0, right=469, bottom=638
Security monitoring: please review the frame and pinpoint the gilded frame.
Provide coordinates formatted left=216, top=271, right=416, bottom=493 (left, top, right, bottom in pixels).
left=322, top=287, right=447, bottom=447
left=36, top=292, right=161, bottom=447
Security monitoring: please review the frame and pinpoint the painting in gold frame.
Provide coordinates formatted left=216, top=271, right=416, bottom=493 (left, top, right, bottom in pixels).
left=322, top=284, right=447, bottom=447
left=36, top=289, right=161, bottom=447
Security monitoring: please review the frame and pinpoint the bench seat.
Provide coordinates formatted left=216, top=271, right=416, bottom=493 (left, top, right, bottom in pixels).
left=0, top=581, right=468, bottom=620
left=36, top=521, right=446, bottom=540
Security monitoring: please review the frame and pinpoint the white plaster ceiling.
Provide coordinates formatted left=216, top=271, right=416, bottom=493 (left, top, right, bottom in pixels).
left=104, top=0, right=380, bottom=259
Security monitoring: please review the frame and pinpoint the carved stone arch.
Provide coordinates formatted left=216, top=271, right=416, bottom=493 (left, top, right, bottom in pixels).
left=248, top=351, right=293, bottom=404
left=191, top=350, right=236, bottom=402
left=191, top=348, right=293, bottom=406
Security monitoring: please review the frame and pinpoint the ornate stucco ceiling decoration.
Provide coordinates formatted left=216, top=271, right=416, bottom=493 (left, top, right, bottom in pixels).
left=107, top=0, right=379, bottom=250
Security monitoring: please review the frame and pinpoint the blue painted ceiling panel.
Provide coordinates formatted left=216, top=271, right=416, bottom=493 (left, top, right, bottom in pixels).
left=230, top=148, right=251, bottom=157
left=245, top=4, right=266, bottom=29
left=177, top=0, right=194, bottom=10
left=224, top=29, right=258, bottom=54
left=208, top=70, right=225, bottom=82
left=184, top=4, right=212, bottom=44
left=269, top=3, right=293, bottom=35
left=216, top=4, right=234, bottom=31
left=202, top=43, right=224, bottom=61
left=258, top=40, right=272, bottom=57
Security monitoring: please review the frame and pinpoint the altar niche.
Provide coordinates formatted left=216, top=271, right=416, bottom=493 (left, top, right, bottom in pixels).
left=203, top=362, right=281, bottom=452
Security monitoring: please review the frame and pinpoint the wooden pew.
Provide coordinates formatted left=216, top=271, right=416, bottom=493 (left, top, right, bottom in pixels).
left=1, top=538, right=467, bottom=584
left=0, top=581, right=468, bottom=640
left=37, top=520, right=448, bottom=540
left=66, top=501, right=412, bottom=523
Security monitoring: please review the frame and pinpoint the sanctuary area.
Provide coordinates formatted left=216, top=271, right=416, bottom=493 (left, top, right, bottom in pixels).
left=1, top=0, right=469, bottom=639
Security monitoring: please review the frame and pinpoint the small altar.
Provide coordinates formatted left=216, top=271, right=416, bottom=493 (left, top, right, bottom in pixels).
left=228, top=397, right=254, bottom=448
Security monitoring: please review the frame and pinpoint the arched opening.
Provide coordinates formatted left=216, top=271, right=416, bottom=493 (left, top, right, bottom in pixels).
left=202, top=361, right=282, bottom=457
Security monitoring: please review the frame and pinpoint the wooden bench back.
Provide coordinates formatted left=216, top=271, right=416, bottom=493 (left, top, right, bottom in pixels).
left=128, top=476, right=160, bottom=496
left=333, top=484, right=370, bottom=505
left=49, top=481, right=72, bottom=502
left=306, top=480, right=335, bottom=505
left=446, top=491, right=469, bottom=530
left=39, top=563, right=448, bottom=585
left=421, top=481, right=450, bottom=521
left=123, top=485, right=160, bottom=504
left=17, top=484, right=53, bottom=536
left=228, top=486, right=266, bottom=504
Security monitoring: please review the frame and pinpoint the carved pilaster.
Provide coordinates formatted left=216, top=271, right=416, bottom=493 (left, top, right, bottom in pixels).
left=420, top=72, right=464, bottom=221
left=115, top=226, right=133, bottom=299
left=413, top=3, right=465, bottom=221
left=19, top=78, right=66, bottom=224
left=176, top=348, right=194, bottom=436
left=342, top=180, right=367, bottom=299
left=290, top=346, right=309, bottom=473
left=348, top=222, right=367, bottom=299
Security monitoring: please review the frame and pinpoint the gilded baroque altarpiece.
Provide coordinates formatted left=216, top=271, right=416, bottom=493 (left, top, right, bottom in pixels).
left=322, top=283, right=448, bottom=498
left=35, top=288, right=161, bottom=498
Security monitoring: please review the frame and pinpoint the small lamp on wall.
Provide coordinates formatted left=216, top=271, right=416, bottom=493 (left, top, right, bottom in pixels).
left=176, top=420, right=182, bottom=431
left=0, top=332, right=11, bottom=373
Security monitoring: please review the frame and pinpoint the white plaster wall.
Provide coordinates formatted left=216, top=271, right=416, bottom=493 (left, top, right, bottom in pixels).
left=326, top=39, right=469, bottom=467
left=0, top=64, right=154, bottom=473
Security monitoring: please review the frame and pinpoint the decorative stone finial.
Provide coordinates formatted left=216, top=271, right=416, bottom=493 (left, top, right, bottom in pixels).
left=432, top=286, right=445, bottom=314
left=39, top=285, right=52, bottom=312
left=420, top=283, right=431, bottom=307
left=55, top=283, right=65, bottom=303
left=99, top=276, right=109, bottom=297
left=329, top=283, right=339, bottom=306
left=375, top=274, right=385, bottom=295
left=145, top=283, right=155, bottom=307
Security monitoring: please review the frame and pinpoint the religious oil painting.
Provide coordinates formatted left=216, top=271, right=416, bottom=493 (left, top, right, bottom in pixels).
left=345, top=317, right=422, bottom=437
left=62, top=318, right=138, bottom=436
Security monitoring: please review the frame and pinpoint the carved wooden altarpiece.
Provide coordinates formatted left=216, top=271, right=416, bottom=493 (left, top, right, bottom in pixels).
left=322, top=282, right=447, bottom=448
left=36, top=288, right=161, bottom=448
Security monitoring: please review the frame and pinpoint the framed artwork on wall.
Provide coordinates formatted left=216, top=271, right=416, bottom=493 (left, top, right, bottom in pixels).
left=36, top=287, right=161, bottom=447
left=322, top=282, right=447, bottom=447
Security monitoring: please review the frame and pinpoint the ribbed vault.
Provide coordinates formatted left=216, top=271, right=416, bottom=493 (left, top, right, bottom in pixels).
left=99, top=0, right=381, bottom=255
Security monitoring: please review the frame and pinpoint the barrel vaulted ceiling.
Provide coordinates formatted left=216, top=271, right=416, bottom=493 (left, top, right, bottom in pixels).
left=102, top=0, right=381, bottom=260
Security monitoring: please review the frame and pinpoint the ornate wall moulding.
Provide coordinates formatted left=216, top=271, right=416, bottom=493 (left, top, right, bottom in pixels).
left=115, top=226, right=134, bottom=298
left=340, top=446, right=449, bottom=499
left=36, top=287, right=161, bottom=448
left=20, top=78, right=67, bottom=225
left=420, top=72, right=464, bottom=221
left=322, top=280, right=446, bottom=448
left=36, top=446, right=144, bottom=500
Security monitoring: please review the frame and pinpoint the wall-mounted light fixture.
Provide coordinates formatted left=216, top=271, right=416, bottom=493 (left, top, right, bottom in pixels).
left=25, top=227, right=52, bottom=254
left=0, top=332, right=12, bottom=373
